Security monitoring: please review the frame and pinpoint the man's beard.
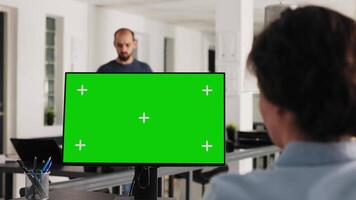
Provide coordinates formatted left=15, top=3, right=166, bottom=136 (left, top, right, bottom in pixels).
left=119, top=53, right=131, bottom=62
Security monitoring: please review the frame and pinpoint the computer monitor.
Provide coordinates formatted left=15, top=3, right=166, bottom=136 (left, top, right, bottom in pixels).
left=11, top=138, right=62, bottom=165
left=62, top=72, right=225, bottom=199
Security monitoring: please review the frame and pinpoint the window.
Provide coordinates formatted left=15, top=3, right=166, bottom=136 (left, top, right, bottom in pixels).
left=44, top=16, right=63, bottom=126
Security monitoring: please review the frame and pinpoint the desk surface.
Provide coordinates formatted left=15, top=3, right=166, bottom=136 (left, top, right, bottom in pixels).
left=14, top=189, right=118, bottom=200
left=13, top=189, right=173, bottom=200
left=0, top=162, right=97, bottom=178
left=49, top=146, right=280, bottom=191
left=6, top=146, right=280, bottom=199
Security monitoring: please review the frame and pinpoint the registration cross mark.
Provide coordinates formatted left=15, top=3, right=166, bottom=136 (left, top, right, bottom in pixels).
left=75, top=139, right=86, bottom=151
left=202, top=140, right=213, bottom=152
left=202, top=85, right=213, bottom=96
left=77, top=85, right=88, bottom=96
left=139, top=112, right=150, bottom=124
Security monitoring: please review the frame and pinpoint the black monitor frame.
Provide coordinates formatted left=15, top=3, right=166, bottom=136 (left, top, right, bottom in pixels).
left=62, top=72, right=226, bottom=199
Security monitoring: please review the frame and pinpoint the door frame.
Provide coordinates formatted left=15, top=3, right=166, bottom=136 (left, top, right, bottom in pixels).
left=0, top=5, right=17, bottom=154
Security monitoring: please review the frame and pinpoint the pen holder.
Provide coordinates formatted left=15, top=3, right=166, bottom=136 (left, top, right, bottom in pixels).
left=25, top=172, right=49, bottom=200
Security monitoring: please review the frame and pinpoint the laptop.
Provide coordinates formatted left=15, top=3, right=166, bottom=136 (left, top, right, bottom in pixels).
left=10, top=138, right=63, bottom=166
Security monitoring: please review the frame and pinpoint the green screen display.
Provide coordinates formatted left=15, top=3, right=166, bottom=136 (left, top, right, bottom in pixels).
left=63, top=73, right=225, bottom=165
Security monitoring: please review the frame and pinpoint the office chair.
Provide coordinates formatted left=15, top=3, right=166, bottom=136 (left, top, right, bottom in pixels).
left=192, top=165, right=229, bottom=196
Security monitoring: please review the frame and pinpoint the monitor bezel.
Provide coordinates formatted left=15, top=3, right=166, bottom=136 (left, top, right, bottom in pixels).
left=62, top=72, right=226, bottom=166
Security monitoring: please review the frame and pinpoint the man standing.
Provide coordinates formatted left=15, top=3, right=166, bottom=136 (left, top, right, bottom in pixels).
left=94, top=28, right=152, bottom=196
left=97, top=28, right=152, bottom=72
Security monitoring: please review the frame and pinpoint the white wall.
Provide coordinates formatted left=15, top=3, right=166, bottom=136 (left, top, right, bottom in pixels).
left=173, top=26, right=205, bottom=72
left=0, top=1, right=212, bottom=197
left=0, top=0, right=89, bottom=142
left=0, top=0, right=89, bottom=197
left=0, top=0, right=214, bottom=151
left=1, top=0, right=355, bottom=148
left=0, top=0, right=213, bottom=148
left=90, top=6, right=211, bottom=73
left=0, top=0, right=214, bottom=155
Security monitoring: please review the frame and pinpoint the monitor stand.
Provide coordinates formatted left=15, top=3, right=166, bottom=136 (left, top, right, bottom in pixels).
left=132, top=166, right=158, bottom=200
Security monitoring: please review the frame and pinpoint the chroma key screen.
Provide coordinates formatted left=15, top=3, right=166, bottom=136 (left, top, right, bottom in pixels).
left=62, top=73, right=225, bottom=165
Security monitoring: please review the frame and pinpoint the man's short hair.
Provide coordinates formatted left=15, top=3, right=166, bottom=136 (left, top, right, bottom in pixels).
left=248, top=6, right=356, bottom=141
left=114, top=28, right=136, bottom=41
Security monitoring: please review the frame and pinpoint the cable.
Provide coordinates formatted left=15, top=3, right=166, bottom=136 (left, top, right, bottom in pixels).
left=137, top=166, right=150, bottom=189
left=130, top=166, right=158, bottom=197
left=130, top=166, right=149, bottom=196
left=129, top=169, right=139, bottom=196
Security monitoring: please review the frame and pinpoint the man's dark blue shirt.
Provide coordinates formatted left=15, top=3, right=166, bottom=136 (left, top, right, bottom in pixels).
left=97, top=59, right=152, bottom=72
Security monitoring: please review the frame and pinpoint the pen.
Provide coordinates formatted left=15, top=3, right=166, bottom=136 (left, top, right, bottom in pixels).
left=41, top=157, right=51, bottom=173
left=44, top=160, right=52, bottom=173
left=33, top=156, right=37, bottom=171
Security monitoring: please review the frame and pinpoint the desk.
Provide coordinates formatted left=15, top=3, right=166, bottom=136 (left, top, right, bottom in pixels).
left=13, top=189, right=174, bottom=200
left=50, top=146, right=280, bottom=199
left=0, top=162, right=98, bottom=199
left=13, top=189, right=119, bottom=200
left=7, top=146, right=281, bottom=199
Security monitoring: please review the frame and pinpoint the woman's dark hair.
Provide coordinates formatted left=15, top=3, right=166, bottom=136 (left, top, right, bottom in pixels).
left=248, top=6, right=356, bottom=141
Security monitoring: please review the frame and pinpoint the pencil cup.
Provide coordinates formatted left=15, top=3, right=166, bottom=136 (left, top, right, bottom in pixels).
left=25, top=172, right=49, bottom=200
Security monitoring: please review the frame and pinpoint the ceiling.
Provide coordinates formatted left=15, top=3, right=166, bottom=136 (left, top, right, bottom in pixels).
left=78, top=0, right=356, bottom=33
